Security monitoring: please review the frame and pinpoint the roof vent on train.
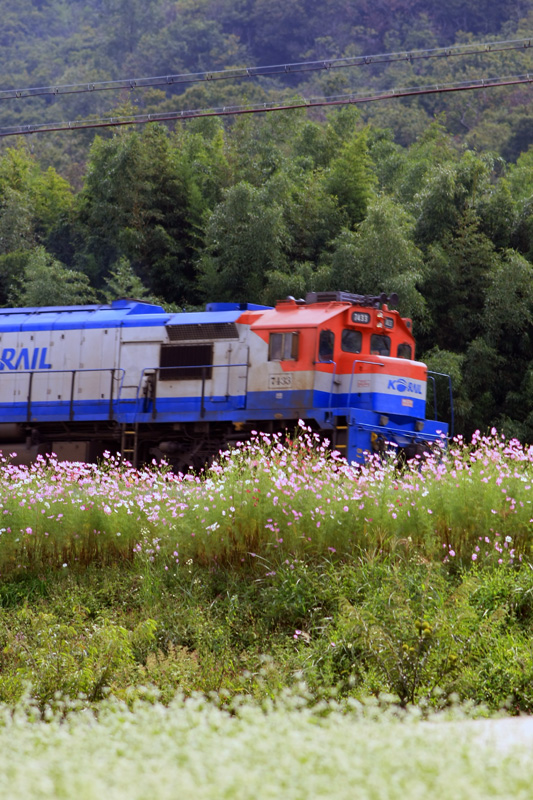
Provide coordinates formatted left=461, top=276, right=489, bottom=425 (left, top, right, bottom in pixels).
left=304, top=291, right=399, bottom=308
left=110, top=298, right=165, bottom=314
left=205, top=302, right=272, bottom=312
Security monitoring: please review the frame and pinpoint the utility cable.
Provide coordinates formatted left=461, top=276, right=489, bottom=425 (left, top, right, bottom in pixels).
left=0, top=37, right=530, bottom=102
left=1, top=72, right=531, bottom=138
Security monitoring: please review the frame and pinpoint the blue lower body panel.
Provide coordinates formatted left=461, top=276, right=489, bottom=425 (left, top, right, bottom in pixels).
left=338, top=408, right=448, bottom=464
left=1, top=391, right=448, bottom=465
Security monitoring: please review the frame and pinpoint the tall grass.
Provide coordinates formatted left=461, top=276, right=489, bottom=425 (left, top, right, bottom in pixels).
left=1, top=426, right=532, bottom=576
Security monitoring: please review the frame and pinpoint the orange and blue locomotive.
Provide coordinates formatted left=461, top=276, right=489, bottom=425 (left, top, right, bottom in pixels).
left=0, top=291, right=450, bottom=465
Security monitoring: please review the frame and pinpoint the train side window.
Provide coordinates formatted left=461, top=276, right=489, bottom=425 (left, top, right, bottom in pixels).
left=341, top=329, right=362, bottom=354
left=370, top=334, right=391, bottom=357
left=397, top=343, right=412, bottom=359
left=269, top=332, right=299, bottom=361
left=319, top=329, right=335, bottom=361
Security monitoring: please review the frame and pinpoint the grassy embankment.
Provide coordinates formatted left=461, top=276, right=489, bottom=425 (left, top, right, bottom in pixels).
left=0, top=425, right=533, bottom=713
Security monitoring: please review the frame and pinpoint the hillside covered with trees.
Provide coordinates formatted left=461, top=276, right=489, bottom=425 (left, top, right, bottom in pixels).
left=0, top=1, right=533, bottom=440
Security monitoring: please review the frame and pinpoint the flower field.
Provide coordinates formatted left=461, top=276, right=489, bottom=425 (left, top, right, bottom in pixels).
left=0, top=693, right=531, bottom=800
left=1, top=427, right=533, bottom=713
left=0, top=425, right=532, bottom=577
left=2, top=428, right=533, bottom=799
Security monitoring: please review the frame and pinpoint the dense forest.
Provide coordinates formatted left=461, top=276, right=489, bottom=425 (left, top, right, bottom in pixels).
left=0, top=1, right=532, bottom=440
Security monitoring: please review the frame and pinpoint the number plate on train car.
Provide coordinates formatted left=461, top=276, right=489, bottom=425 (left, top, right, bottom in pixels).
left=269, top=374, right=293, bottom=389
left=351, top=312, right=371, bottom=324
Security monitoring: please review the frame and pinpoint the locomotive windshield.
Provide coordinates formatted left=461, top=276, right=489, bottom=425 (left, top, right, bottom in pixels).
left=318, top=330, right=335, bottom=361
left=341, top=329, right=362, bottom=353
left=397, top=343, right=412, bottom=359
left=370, top=334, right=391, bottom=356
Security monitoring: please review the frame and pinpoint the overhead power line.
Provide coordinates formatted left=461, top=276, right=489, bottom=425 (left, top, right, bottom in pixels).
left=1, top=73, right=531, bottom=139
left=0, top=37, right=531, bottom=102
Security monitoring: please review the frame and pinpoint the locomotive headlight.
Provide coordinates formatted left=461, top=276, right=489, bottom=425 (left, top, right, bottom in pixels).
left=379, top=415, right=389, bottom=426
left=415, top=420, right=424, bottom=432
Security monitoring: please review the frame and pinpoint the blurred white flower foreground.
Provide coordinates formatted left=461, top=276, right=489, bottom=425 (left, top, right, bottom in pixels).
left=0, top=693, right=531, bottom=799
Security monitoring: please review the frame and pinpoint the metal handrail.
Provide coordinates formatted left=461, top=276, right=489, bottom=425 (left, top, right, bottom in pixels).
left=427, top=370, right=454, bottom=438
left=318, top=360, right=337, bottom=408
left=136, top=362, right=250, bottom=419
left=13, top=367, right=126, bottom=422
left=315, top=359, right=342, bottom=408
left=347, top=359, right=385, bottom=407
left=427, top=375, right=438, bottom=423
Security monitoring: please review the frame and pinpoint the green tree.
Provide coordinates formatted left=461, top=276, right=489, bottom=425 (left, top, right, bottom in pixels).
left=101, top=256, right=161, bottom=305
left=294, top=120, right=336, bottom=171
left=76, top=124, right=207, bottom=304
left=507, top=147, right=533, bottom=260
left=31, top=166, right=74, bottom=242
left=324, top=128, right=376, bottom=227
left=414, top=151, right=493, bottom=246
left=0, top=148, right=77, bottom=304
left=263, top=260, right=332, bottom=306
left=0, top=187, right=33, bottom=255
left=389, top=121, right=457, bottom=208
left=476, top=177, right=517, bottom=251
left=0, top=148, right=36, bottom=256
left=9, top=246, right=96, bottom=307
left=0, top=146, right=74, bottom=264
left=198, top=181, right=288, bottom=302
left=226, top=110, right=308, bottom=188
left=507, top=146, right=533, bottom=204
left=502, top=115, right=533, bottom=163
left=422, top=345, right=468, bottom=432
left=483, top=250, right=533, bottom=350
left=271, top=170, right=346, bottom=266
left=328, top=196, right=427, bottom=324
left=469, top=250, right=533, bottom=437
left=100, top=0, right=157, bottom=60
left=173, top=120, right=231, bottom=210
left=420, top=210, right=499, bottom=353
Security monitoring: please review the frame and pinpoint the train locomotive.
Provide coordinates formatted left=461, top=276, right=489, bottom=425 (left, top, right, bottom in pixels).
left=0, top=291, right=450, bottom=466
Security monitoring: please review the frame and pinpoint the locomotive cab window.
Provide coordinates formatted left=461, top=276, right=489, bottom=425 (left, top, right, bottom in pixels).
left=397, top=343, right=412, bottom=359
left=370, top=334, right=391, bottom=357
left=341, top=329, right=362, bottom=354
left=318, top=329, right=335, bottom=361
left=160, top=343, right=213, bottom=380
left=269, top=331, right=299, bottom=361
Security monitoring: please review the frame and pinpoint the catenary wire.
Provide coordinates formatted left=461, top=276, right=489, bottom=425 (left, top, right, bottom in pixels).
left=0, top=37, right=530, bottom=102
left=1, top=73, right=531, bottom=138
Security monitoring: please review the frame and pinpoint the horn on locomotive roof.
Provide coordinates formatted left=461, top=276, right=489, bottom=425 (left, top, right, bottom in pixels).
left=304, top=291, right=399, bottom=308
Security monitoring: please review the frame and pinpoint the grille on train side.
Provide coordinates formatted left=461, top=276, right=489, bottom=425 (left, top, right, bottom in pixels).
left=166, top=323, right=239, bottom=341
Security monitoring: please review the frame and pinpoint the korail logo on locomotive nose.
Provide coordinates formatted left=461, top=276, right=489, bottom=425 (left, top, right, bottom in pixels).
left=387, top=378, right=422, bottom=395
